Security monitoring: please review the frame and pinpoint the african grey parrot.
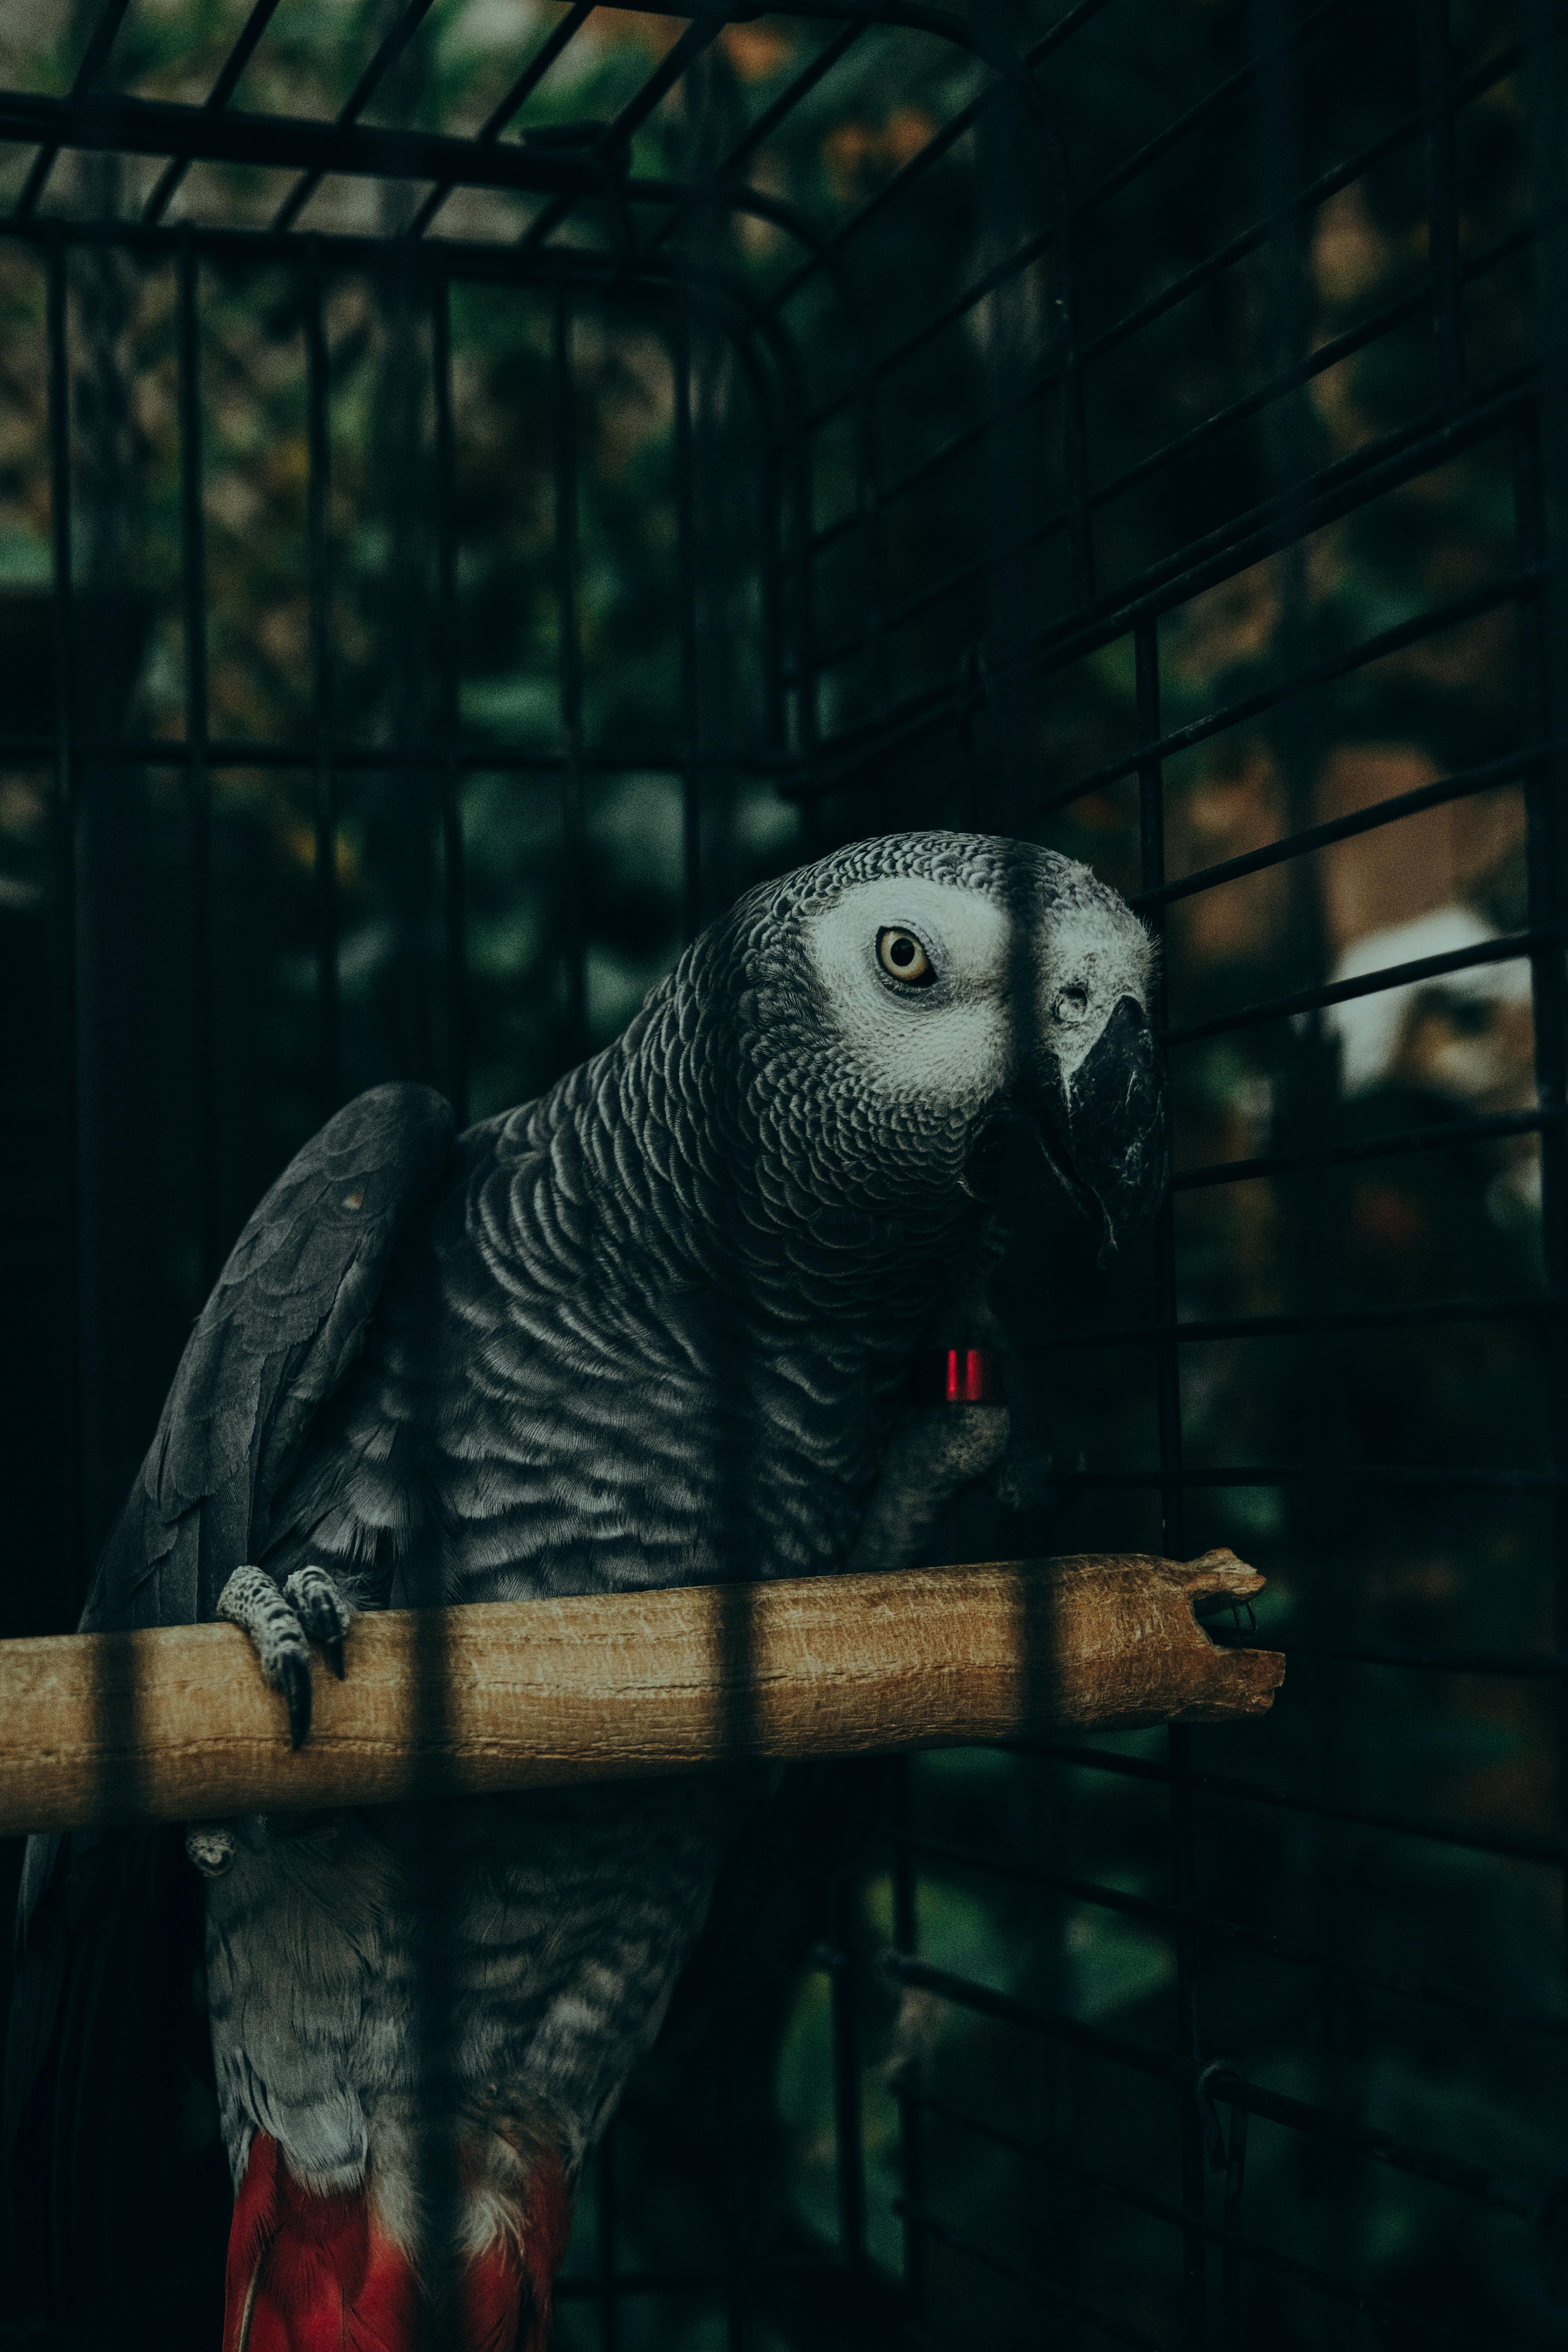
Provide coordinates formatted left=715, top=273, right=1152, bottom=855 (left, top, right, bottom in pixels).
left=8, top=830, right=1161, bottom=2351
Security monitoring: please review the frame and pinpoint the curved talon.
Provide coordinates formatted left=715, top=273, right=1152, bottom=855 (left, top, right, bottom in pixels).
left=283, top=1566, right=354, bottom=1683
left=278, top=1648, right=312, bottom=1750
left=215, top=1563, right=354, bottom=1747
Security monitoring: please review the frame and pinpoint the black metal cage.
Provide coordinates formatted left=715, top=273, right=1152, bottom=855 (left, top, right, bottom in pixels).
left=2, top=0, right=1566, bottom=2345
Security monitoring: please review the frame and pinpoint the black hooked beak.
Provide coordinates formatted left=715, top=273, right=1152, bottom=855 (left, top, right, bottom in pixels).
left=969, top=996, right=1167, bottom=1260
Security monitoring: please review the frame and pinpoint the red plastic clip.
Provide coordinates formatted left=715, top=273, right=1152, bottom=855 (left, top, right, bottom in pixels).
left=906, top=1348, right=1006, bottom=1405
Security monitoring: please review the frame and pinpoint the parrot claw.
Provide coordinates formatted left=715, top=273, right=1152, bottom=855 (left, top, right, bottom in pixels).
left=216, top=1563, right=355, bottom=1746
left=277, top=1645, right=313, bottom=1750
left=283, top=1565, right=355, bottom=1680
left=184, top=1821, right=237, bottom=1877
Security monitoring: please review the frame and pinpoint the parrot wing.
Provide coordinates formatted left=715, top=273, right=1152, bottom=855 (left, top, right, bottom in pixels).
left=87, top=1076, right=456, bottom=1638
left=4, top=1081, right=455, bottom=2330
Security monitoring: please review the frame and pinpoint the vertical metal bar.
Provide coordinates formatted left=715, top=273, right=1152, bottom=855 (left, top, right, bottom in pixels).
left=178, top=228, right=216, bottom=1287
left=670, top=268, right=752, bottom=2352
left=720, top=1965, right=748, bottom=2352
left=721, top=331, right=785, bottom=793
left=979, top=0, right=1035, bottom=825
left=775, top=340, right=819, bottom=841
left=1514, top=416, right=1568, bottom=1999
left=1136, top=615, right=1206, bottom=2349
left=830, top=1876, right=867, bottom=2273
left=1418, top=0, right=1466, bottom=415
left=403, top=1582, right=459, bottom=2352
left=432, top=260, right=467, bottom=1125
left=1251, top=11, right=1363, bottom=2320
left=375, top=208, right=464, bottom=2253
left=594, top=2129, right=620, bottom=2352
left=674, top=287, right=703, bottom=940
left=305, top=239, right=338, bottom=1111
left=758, top=433, right=786, bottom=759
left=46, top=228, right=84, bottom=1598
left=852, top=351, right=885, bottom=728
left=369, top=250, right=432, bottom=1090
left=890, top=1758, right=927, bottom=2324
left=1527, top=0, right=1568, bottom=2009
left=554, top=287, right=588, bottom=1058
left=1045, top=121, right=1094, bottom=608
left=1138, top=620, right=1183, bottom=1570
left=1220, top=2099, right=1248, bottom=2352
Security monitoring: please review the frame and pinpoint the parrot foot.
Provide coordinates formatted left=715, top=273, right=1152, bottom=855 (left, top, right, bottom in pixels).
left=185, top=1821, right=237, bottom=1877
left=216, top=1563, right=355, bottom=1748
left=283, top=1564, right=354, bottom=1681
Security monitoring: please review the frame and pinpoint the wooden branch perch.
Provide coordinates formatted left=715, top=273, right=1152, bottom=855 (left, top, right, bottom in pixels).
left=0, top=1551, right=1283, bottom=1838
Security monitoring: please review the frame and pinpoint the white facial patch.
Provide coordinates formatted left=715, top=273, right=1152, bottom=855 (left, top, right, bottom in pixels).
left=804, top=875, right=1014, bottom=1106
left=804, top=866, right=1154, bottom=1107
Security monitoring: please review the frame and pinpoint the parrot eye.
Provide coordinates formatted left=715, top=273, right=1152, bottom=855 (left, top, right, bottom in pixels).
left=1054, top=985, right=1090, bottom=1025
left=876, top=927, right=935, bottom=987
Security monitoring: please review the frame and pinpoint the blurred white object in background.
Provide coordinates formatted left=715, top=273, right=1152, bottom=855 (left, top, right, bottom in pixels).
left=1320, top=904, right=1540, bottom=1213
left=1325, top=906, right=1534, bottom=1096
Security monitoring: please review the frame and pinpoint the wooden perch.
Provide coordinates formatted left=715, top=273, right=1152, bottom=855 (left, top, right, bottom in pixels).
left=0, top=1551, right=1283, bottom=1838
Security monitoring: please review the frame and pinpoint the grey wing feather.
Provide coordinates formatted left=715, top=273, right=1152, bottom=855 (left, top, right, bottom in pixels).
left=83, top=1080, right=455, bottom=1638
left=9, top=1082, right=454, bottom=2087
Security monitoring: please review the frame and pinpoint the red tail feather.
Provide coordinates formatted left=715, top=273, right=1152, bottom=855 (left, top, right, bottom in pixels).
left=224, top=2133, right=571, bottom=2352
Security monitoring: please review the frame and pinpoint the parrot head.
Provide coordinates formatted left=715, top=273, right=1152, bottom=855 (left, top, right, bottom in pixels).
left=720, top=830, right=1164, bottom=1262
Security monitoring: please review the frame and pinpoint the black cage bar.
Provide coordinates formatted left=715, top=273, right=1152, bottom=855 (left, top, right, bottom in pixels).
left=1, top=0, right=1566, bottom=2346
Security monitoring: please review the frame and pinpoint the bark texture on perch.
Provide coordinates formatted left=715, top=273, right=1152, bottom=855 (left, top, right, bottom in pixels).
left=0, top=1550, right=1282, bottom=1837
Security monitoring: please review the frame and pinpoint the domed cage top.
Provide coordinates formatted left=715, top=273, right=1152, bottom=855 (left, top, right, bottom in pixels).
left=1, top=0, right=1566, bottom=2346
